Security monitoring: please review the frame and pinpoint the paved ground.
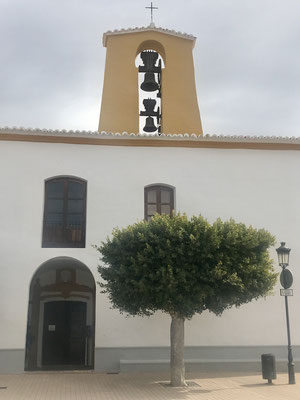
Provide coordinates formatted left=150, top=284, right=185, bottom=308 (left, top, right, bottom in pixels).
left=0, top=371, right=299, bottom=400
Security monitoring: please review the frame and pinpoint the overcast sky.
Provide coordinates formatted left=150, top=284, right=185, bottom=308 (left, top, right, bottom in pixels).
left=0, top=0, right=299, bottom=136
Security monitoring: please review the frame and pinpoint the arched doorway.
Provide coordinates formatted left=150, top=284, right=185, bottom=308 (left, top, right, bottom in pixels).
left=25, top=257, right=95, bottom=371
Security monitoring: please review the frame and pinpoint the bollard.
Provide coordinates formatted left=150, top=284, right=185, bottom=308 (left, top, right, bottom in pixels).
left=261, top=354, right=276, bottom=384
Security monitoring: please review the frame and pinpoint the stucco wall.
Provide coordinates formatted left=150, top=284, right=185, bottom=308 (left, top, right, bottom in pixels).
left=0, top=140, right=299, bottom=352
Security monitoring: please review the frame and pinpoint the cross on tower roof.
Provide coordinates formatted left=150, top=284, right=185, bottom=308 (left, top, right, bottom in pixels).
left=146, top=2, right=158, bottom=25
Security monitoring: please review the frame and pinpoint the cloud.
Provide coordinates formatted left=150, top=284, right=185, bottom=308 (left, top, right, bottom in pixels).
left=0, top=0, right=299, bottom=135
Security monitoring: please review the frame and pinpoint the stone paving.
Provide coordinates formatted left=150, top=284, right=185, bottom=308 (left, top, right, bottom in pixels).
left=0, top=371, right=299, bottom=400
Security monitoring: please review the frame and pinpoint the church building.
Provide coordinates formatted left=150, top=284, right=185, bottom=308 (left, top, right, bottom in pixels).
left=0, top=22, right=299, bottom=374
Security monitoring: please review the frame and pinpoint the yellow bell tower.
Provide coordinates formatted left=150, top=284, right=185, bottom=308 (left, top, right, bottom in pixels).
left=98, top=25, right=203, bottom=135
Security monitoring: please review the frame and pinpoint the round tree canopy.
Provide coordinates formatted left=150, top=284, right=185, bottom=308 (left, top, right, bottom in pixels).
left=96, top=214, right=277, bottom=319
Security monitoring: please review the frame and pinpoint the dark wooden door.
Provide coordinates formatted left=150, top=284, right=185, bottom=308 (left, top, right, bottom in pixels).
left=42, top=301, right=87, bottom=367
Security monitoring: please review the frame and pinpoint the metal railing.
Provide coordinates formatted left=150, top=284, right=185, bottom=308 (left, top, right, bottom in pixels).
left=43, top=222, right=85, bottom=246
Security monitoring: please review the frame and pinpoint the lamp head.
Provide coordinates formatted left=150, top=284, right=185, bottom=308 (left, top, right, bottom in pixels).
left=276, top=242, right=291, bottom=267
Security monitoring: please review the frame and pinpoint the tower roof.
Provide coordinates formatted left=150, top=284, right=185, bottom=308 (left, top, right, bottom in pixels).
left=102, top=25, right=197, bottom=48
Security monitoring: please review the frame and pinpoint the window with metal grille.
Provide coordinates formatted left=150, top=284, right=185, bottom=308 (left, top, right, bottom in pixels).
left=42, top=177, right=87, bottom=248
left=144, top=185, right=174, bottom=221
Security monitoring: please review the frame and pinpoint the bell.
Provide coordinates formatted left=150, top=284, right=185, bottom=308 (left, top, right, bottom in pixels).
left=143, top=116, right=157, bottom=132
left=140, top=72, right=159, bottom=92
left=140, top=51, right=159, bottom=71
left=143, top=98, right=156, bottom=114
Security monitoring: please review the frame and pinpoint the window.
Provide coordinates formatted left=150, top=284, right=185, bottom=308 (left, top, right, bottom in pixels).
left=42, top=177, right=87, bottom=248
left=144, top=185, right=174, bottom=221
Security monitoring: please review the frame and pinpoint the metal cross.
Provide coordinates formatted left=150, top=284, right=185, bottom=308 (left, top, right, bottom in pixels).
left=146, top=2, right=158, bottom=24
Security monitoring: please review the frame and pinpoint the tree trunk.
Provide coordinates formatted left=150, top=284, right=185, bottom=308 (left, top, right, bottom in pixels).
left=170, top=313, right=186, bottom=387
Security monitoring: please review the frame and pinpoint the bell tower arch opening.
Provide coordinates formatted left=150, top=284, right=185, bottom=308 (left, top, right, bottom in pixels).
left=25, top=257, right=95, bottom=371
left=135, top=41, right=165, bottom=134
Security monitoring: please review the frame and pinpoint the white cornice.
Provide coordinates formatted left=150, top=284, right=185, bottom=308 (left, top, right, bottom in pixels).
left=102, top=25, right=196, bottom=47
left=1, top=127, right=300, bottom=145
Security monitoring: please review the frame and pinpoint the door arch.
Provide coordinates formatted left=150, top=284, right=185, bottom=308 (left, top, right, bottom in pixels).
left=25, top=257, right=95, bottom=371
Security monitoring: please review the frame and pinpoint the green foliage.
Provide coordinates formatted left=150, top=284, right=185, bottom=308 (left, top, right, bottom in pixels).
left=96, top=214, right=277, bottom=319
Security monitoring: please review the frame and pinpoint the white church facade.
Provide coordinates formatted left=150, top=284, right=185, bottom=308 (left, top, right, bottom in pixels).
left=0, top=25, right=300, bottom=374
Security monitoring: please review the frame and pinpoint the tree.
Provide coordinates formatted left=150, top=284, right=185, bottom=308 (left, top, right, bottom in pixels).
left=95, top=214, right=277, bottom=387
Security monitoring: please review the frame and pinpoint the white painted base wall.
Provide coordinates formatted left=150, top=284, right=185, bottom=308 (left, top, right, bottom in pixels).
left=0, top=140, right=299, bottom=362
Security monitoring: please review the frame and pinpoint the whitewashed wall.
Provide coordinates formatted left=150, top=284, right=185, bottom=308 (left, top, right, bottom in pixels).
left=0, top=140, right=299, bottom=352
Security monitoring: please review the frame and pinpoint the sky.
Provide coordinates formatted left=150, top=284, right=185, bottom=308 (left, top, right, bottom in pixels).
left=0, top=0, right=300, bottom=136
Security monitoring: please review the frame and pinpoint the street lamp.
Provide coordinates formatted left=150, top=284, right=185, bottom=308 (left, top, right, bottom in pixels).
left=277, top=242, right=291, bottom=268
left=276, top=242, right=295, bottom=385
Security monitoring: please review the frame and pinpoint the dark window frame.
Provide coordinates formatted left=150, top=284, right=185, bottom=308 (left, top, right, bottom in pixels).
left=144, top=184, right=175, bottom=221
left=42, top=177, right=87, bottom=248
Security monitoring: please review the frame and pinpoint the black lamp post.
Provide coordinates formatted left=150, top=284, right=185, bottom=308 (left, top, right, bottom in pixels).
left=276, top=242, right=295, bottom=385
